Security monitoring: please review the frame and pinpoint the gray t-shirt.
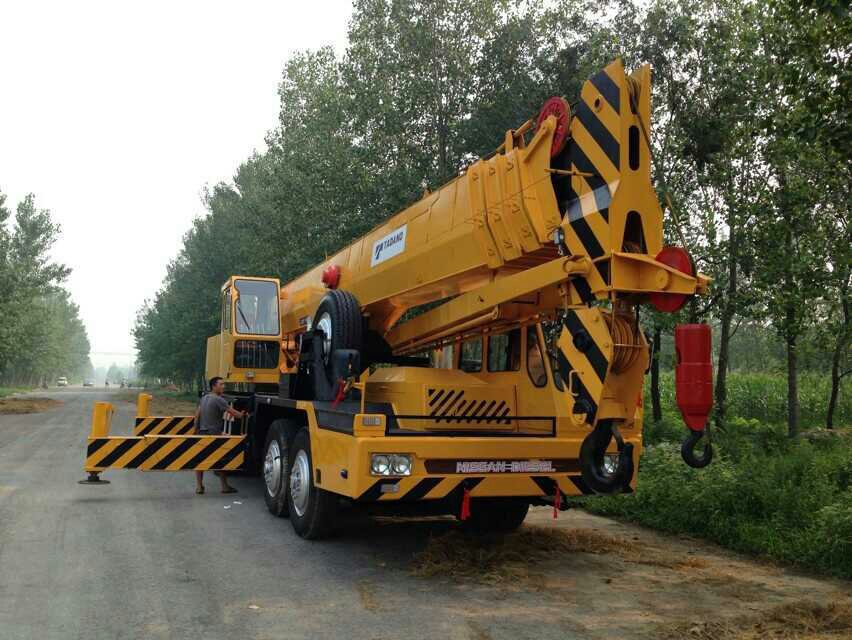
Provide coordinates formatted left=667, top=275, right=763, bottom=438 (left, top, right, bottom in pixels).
left=198, top=393, right=229, bottom=433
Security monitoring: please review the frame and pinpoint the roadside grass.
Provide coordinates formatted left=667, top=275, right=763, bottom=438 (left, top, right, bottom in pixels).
left=0, top=397, right=63, bottom=414
left=0, top=387, right=32, bottom=399
left=657, top=600, right=852, bottom=639
left=580, top=373, right=852, bottom=580
left=651, top=371, right=852, bottom=429
left=115, top=389, right=198, bottom=415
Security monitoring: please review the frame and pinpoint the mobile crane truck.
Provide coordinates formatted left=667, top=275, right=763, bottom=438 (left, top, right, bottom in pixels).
left=91, top=59, right=714, bottom=539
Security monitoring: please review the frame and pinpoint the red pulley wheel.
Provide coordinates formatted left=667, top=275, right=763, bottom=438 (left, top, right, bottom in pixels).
left=536, top=96, right=571, bottom=158
left=649, top=246, right=693, bottom=312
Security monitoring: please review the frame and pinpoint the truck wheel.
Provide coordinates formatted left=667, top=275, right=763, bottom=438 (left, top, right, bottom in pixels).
left=463, top=498, right=529, bottom=534
left=313, top=290, right=363, bottom=366
left=287, top=429, right=337, bottom=539
left=263, top=419, right=292, bottom=517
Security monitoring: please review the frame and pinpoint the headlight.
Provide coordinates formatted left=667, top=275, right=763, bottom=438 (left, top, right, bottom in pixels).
left=391, top=455, right=411, bottom=475
left=371, top=454, right=391, bottom=475
left=371, top=453, right=411, bottom=476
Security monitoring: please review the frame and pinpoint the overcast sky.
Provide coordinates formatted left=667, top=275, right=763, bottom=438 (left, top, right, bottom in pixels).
left=0, top=1, right=352, bottom=367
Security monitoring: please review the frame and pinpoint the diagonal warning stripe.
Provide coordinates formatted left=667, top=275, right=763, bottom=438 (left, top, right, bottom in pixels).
left=134, top=416, right=195, bottom=436
left=85, top=435, right=244, bottom=472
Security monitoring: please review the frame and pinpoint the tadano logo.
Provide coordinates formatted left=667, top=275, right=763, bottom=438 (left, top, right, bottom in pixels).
left=370, top=224, right=407, bottom=267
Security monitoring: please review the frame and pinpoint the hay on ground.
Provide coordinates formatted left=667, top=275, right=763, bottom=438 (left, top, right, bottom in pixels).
left=0, top=397, right=62, bottom=415
left=410, top=525, right=640, bottom=585
left=658, top=601, right=852, bottom=640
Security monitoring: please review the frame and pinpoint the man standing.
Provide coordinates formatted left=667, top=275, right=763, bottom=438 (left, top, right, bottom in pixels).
left=194, top=376, right=246, bottom=494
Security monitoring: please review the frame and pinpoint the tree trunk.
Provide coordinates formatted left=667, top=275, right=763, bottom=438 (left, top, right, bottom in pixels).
left=828, top=348, right=841, bottom=429
left=715, top=309, right=731, bottom=430
left=827, top=294, right=850, bottom=429
left=714, top=230, right=738, bottom=430
left=651, top=325, right=662, bottom=422
left=779, top=174, right=800, bottom=439
left=786, top=330, right=799, bottom=438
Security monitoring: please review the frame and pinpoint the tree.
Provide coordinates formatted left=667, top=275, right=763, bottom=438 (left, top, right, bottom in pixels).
left=106, top=363, right=123, bottom=384
left=0, top=190, right=88, bottom=387
left=754, top=0, right=851, bottom=436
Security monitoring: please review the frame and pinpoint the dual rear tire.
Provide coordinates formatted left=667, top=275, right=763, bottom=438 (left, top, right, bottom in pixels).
left=263, top=420, right=337, bottom=539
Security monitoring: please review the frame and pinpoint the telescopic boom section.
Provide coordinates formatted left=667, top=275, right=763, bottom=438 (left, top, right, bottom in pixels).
left=279, top=59, right=707, bottom=359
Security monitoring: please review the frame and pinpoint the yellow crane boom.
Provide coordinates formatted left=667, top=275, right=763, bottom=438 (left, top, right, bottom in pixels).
left=278, top=59, right=705, bottom=358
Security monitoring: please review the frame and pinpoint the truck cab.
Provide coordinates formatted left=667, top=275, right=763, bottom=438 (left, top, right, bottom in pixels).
left=205, top=276, right=282, bottom=392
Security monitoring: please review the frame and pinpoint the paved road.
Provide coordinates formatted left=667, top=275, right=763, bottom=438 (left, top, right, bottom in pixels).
left=1, top=390, right=848, bottom=640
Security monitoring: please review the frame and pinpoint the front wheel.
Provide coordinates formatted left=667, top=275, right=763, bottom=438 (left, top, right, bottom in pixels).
left=462, top=498, right=529, bottom=534
left=287, top=429, right=337, bottom=539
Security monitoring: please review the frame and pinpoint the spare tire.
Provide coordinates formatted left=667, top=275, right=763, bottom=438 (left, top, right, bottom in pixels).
left=311, top=290, right=363, bottom=400
left=313, top=289, right=363, bottom=366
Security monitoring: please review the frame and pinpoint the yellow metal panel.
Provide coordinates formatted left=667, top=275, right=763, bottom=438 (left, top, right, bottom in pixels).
left=499, top=150, right=541, bottom=253
left=483, top=157, right=522, bottom=262
left=467, top=161, right=504, bottom=268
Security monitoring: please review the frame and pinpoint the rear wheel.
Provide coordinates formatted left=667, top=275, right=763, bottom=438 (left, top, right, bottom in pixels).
left=263, top=419, right=292, bottom=517
left=463, top=498, right=529, bottom=534
left=287, top=429, right=337, bottom=539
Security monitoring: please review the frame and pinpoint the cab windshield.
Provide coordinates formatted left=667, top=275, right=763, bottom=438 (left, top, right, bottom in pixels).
left=234, top=279, right=280, bottom=336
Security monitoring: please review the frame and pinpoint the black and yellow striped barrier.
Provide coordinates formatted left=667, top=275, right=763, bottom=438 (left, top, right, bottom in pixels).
left=80, top=399, right=244, bottom=484
left=133, top=393, right=196, bottom=435
left=86, top=434, right=244, bottom=472
left=133, top=416, right=196, bottom=436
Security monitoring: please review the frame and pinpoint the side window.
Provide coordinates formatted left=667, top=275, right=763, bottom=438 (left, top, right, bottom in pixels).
left=431, top=343, right=455, bottom=369
left=460, top=337, right=482, bottom=372
left=487, top=328, right=521, bottom=372
left=526, top=326, right=547, bottom=387
left=222, top=288, right=232, bottom=331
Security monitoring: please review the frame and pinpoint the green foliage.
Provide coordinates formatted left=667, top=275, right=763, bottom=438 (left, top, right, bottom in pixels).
left=582, top=434, right=852, bottom=578
left=605, top=372, right=852, bottom=578
left=0, top=190, right=90, bottom=386
left=0, top=387, right=31, bottom=398
left=646, top=372, right=852, bottom=437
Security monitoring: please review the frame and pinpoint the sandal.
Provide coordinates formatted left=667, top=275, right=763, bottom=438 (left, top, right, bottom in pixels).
left=196, top=486, right=205, bottom=495
left=221, top=487, right=238, bottom=494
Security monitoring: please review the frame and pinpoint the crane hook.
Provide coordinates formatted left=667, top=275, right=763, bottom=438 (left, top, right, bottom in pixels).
left=579, top=420, right=635, bottom=494
left=681, top=428, right=713, bottom=468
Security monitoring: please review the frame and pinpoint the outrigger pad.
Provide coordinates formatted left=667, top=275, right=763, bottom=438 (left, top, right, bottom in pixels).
left=78, top=472, right=111, bottom=485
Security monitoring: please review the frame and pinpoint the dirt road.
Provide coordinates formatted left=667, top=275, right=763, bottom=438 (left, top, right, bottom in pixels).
left=0, top=389, right=848, bottom=639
